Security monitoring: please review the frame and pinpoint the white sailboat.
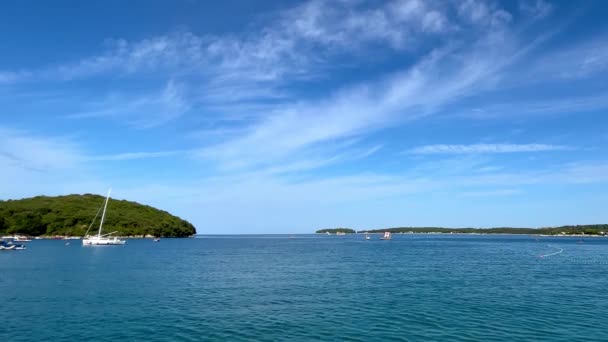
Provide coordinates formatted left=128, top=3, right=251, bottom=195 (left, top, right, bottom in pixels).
left=380, top=231, right=392, bottom=240
left=82, top=189, right=126, bottom=246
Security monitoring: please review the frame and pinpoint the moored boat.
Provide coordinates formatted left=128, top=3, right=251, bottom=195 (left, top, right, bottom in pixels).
left=82, top=189, right=126, bottom=246
left=13, top=236, right=32, bottom=242
left=1, top=235, right=32, bottom=242
left=0, top=240, right=26, bottom=250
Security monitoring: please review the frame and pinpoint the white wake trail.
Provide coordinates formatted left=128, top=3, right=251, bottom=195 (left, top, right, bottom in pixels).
left=539, top=245, right=563, bottom=258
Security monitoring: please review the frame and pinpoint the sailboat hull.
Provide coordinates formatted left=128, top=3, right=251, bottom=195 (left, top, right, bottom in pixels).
left=82, top=237, right=126, bottom=245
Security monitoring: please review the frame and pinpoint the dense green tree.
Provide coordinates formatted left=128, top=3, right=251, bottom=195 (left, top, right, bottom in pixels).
left=0, top=194, right=197, bottom=237
left=316, top=228, right=356, bottom=234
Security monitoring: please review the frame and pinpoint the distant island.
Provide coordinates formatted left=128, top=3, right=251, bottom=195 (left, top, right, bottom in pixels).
left=316, top=228, right=356, bottom=234
left=0, top=194, right=196, bottom=238
left=317, top=225, right=608, bottom=236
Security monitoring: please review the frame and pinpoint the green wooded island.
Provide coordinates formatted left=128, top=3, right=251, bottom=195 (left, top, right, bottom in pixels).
left=0, top=194, right=196, bottom=237
left=317, top=225, right=608, bottom=235
left=316, top=228, right=356, bottom=234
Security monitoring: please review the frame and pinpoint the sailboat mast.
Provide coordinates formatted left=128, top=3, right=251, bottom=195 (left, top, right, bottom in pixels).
left=98, top=188, right=112, bottom=238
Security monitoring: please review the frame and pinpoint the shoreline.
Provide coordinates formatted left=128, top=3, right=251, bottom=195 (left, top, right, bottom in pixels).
left=4, top=235, right=196, bottom=240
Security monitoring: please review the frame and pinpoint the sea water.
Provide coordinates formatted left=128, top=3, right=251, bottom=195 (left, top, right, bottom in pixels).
left=1, top=234, right=608, bottom=341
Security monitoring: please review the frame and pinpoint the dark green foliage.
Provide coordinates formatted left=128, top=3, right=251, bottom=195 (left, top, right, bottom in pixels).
left=316, top=228, right=356, bottom=234
left=0, top=194, right=197, bottom=237
left=358, top=225, right=608, bottom=235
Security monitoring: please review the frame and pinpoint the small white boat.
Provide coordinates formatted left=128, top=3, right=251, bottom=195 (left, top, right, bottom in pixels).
left=153, top=238, right=160, bottom=242
left=82, top=189, right=126, bottom=246
left=0, top=240, right=26, bottom=250
left=1, top=235, right=31, bottom=242
left=365, top=234, right=371, bottom=240
left=326, top=232, right=331, bottom=235
left=13, top=236, right=32, bottom=242
left=380, top=231, right=392, bottom=240
left=83, top=235, right=125, bottom=245
left=336, top=232, right=346, bottom=236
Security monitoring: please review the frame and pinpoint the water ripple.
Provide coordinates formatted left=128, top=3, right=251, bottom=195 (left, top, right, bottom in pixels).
left=2, top=235, right=608, bottom=341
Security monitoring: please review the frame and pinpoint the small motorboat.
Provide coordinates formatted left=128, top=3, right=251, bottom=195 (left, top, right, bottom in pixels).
left=0, top=240, right=26, bottom=250
left=153, top=238, right=160, bottom=242
left=380, top=232, right=392, bottom=240
left=365, top=234, right=371, bottom=240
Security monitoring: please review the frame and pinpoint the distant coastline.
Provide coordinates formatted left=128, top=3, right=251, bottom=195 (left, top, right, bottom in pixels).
left=316, top=225, right=608, bottom=236
left=3, top=235, right=195, bottom=240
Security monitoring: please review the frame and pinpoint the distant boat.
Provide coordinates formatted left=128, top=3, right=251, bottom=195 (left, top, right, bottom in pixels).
left=82, top=189, right=126, bottom=246
left=365, top=234, right=371, bottom=240
left=380, top=232, right=392, bottom=240
left=2, top=235, right=31, bottom=242
left=13, top=236, right=32, bottom=242
left=153, top=238, right=160, bottom=242
left=326, top=232, right=331, bottom=235
left=336, top=232, right=346, bottom=236
left=0, top=240, right=26, bottom=250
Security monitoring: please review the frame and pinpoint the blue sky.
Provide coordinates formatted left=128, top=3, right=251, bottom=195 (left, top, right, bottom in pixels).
left=1, top=0, right=607, bottom=233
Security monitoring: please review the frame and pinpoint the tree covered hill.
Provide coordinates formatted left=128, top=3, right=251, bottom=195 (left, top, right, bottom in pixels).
left=316, top=228, right=356, bottom=234
left=0, top=194, right=196, bottom=237
left=316, top=225, right=608, bottom=235
left=360, top=225, right=608, bottom=235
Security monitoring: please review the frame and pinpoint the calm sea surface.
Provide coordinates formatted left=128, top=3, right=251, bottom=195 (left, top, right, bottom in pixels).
left=1, top=234, right=608, bottom=341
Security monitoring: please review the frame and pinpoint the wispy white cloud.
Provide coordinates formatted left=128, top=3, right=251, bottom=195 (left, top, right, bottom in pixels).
left=408, top=143, right=570, bottom=154
left=0, top=127, right=105, bottom=200
left=67, top=80, right=190, bottom=128
left=0, top=2, right=444, bottom=82
left=0, top=0, right=568, bottom=137
left=457, top=93, right=608, bottom=119
left=461, top=188, right=522, bottom=197
left=0, top=0, right=503, bottom=90
left=88, top=150, right=190, bottom=161
left=0, top=127, right=83, bottom=172
left=457, top=0, right=512, bottom=26
left=519, top=0, right=553, bottom=19
left=531, top=37, right=608, bottom=80
left=557, top=162, right=608, bottom=184
left=198, top=23, right=526, bottom=170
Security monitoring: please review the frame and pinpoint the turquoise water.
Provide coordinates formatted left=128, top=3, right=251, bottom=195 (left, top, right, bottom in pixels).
left=2, top=234, right=608, bottom=341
